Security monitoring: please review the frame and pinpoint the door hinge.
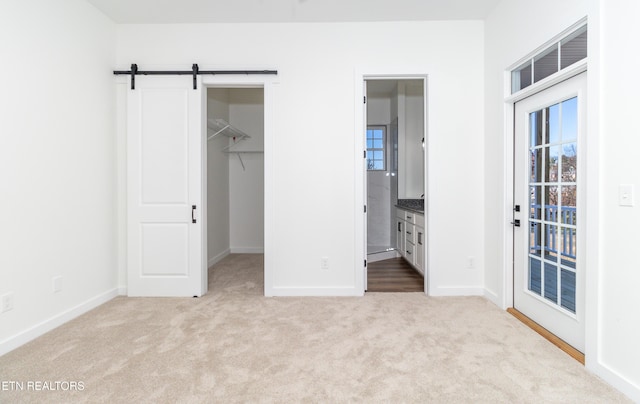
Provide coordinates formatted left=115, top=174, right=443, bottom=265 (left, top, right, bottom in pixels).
left=364, top=150, right=367, bottom=158
left=192, top=205, right=197, bottom=223
left=364, top=259, right=367, bottom=267
left=364, top=96, right=366, bottom=104
left=364, top=205, right=367, bottom=213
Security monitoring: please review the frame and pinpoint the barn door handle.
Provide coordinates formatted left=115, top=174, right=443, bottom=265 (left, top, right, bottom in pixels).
left=192, top=205, right=197, bottom=223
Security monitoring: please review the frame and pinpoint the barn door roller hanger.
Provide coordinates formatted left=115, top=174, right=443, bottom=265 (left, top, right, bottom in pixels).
left=113, top=64, right=278, bottom=90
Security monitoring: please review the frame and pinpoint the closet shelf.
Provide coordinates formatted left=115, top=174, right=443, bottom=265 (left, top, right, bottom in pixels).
left=207, top=118, right=250, bottom=142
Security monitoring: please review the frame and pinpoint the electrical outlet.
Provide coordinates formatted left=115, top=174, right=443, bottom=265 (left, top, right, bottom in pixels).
left=53, top=276, right=62, bottom=293
left=619, top=184, right=634, bottom=207
left=1, top=292, right=14, bottom=313
left=468, top=256, right=475, bottom=269
left=320, top=257, right=329, bottom=270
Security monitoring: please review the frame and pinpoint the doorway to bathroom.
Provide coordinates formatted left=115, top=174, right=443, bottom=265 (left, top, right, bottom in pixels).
left=363, top=77, right=427, bottom=293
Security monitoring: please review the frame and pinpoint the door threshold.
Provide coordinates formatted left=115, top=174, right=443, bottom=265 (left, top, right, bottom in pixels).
left=507, top=308, right=585, bottom=365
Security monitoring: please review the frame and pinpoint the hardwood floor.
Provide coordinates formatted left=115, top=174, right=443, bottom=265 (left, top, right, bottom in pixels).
left=367, top=257, right=424, bottom=292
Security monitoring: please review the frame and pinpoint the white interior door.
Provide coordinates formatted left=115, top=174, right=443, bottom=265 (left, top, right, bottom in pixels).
left=127, top=76, right=204, bottom=297
left=513, top=73, right=586, bottom=352
left=363, top=79, right=368, bottom=290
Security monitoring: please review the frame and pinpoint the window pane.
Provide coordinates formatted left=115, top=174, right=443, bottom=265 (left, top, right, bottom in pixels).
left=366, top=126, right=386, bottom=171
left=546, top=104, right=560, bottom=144
left=530, top=222, right=541, bottom=257
left=529, top=257, right=542, bottom=295
left=545, top=146, right=559, bottom=182
left=530, top=110, right=543, bottom=147
left=561, top=185, right=577, bottom=224
left=562, top=143, right=577, bottom=182
left=560, top=226, right=576, bottom=269
left=561, top=26, right=587, bottom=69
left=544, top=262, right=558, bottom=303
left=530, top=186, right=542, bottom=220
left=560, top=269, right=576, bottom=313
left=561, top=97, right=578, bottom=141
left=544, top=186, right=558, bottom=221
left=530, top=149, right=542, bottom=183
left=544, top=223, right=558, bottom=259
left=512, top=61, right=532, bottom=93
left=534, top=45, right=559, bottom=83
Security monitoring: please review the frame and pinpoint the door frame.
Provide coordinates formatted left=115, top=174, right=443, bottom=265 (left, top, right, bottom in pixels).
left=355, top=70, right=429, bottom=295
left=503, top=59, right=595, bottom=354
left=201, top=74, right=277, bottom=296
left=512, top=72, right=587, bottom=352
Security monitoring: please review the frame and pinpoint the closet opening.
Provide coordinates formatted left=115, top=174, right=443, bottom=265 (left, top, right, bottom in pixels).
left=206, top=87, right=265, bottom=293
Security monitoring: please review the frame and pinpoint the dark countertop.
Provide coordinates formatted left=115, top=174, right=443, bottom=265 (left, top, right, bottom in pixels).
left=396, top=199, right=424, bottom=214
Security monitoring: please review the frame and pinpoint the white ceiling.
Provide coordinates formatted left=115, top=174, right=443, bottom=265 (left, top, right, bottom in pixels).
left=85, top=0, right=502, bottom=24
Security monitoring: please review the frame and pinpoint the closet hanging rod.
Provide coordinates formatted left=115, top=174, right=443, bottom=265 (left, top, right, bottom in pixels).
left=113, top=64, right=278, bottom=90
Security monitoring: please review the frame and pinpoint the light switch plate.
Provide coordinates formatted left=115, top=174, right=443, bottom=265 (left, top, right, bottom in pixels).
left=619, top=184, right=634, bottom=207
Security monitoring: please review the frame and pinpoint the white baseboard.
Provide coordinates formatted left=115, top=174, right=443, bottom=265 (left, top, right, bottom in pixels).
left=0, top=288, right=119, bottom=357
left=267, top=286, right=362, bottom=297
left=588, top=361, right=640, bottom=402
left=484, top=288, right=502, bottom=308
left=208, top=249, right=231, bottom=268
left=230, top=247, right=264, bottom=254
left=118, top=286, right=127, bottom=296
left=429, top=286, right=485, bottom=297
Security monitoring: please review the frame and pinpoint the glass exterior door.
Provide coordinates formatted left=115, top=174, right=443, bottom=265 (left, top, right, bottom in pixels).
left=513, top=73, right=586, bottom=352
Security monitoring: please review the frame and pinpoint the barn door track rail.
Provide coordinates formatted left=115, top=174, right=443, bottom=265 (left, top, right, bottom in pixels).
left=113, top=64, right=278, bottom=90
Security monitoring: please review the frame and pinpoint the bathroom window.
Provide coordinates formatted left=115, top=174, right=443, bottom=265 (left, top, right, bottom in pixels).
left=366, top=126, right=386, bottom=171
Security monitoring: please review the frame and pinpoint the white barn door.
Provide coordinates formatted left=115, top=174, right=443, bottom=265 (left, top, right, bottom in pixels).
left=127, top=76, right=204, bottom=297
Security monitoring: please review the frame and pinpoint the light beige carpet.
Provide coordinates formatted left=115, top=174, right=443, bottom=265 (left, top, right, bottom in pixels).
left=0, top=254, right=630, bottom=403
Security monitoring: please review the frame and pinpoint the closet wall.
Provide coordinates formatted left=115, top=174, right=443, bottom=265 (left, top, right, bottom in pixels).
left=207, top=88, right=264, bottom=267
left=228, top=89, right=264, bottom=253
left=207, top=89, right=231, bottom=265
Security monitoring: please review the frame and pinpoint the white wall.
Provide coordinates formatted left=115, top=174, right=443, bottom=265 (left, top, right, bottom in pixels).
left=115, top=21, right=485, bottom=295
left=403, top=82, right=424, bottom=199
left=597, top=0, right=640, bottom=399
left=207, top=88, right=231, bottom=265
left=0, top=0, right=117, bottom=354
left=228, top=89, right=264, bottom=253
left=485, top=0, right=640, bottom=399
